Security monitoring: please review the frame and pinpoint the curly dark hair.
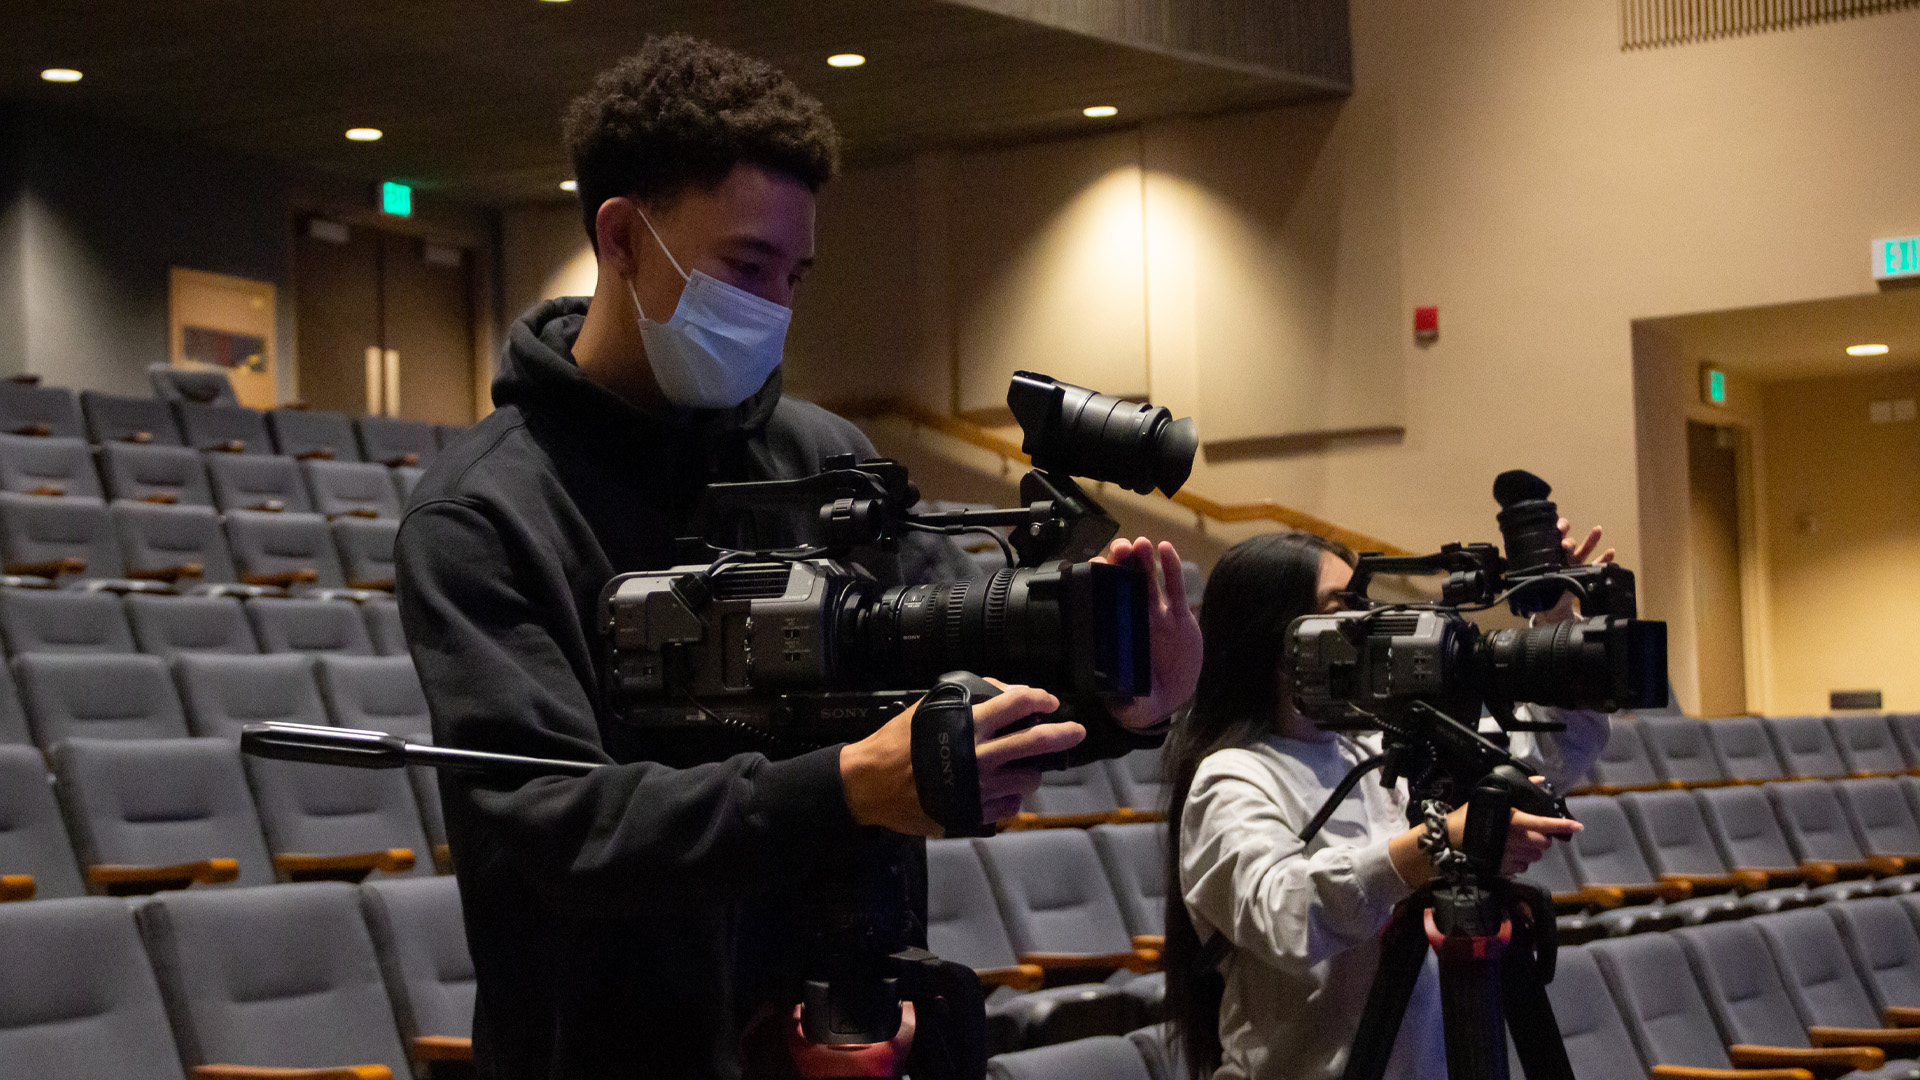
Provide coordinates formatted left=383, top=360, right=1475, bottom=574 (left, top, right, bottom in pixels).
left=563, top=35, right=841, bottom=247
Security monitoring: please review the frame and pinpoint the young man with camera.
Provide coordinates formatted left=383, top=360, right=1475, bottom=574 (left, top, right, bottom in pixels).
left=394, top=35, right=1201, bottom=1080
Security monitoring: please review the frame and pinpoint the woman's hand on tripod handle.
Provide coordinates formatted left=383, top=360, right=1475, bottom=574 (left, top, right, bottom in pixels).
left=1387, top=805, right=1583, bottom=887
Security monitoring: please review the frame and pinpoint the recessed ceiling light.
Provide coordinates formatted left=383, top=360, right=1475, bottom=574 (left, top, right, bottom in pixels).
left=827, top=53, right=866, bottom=68
left=1847, top=343, right=1890, bottom=356
left=1082, top=105, right=1118, bottom=118
left=559, top=180, right=578, bottom=192
left=40, top=69, right=82, bottom=83
left=345, top=128, right=383, bottom=142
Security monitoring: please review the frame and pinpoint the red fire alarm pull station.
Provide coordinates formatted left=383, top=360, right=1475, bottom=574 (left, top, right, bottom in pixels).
left=1414, top=306, right=1438, bottom=345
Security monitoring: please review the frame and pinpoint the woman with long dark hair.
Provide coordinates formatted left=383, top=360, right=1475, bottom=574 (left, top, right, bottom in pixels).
left=1161, top=530, right=1610, bottom=1080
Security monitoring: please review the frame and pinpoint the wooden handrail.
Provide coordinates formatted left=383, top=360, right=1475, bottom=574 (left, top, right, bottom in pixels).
left=836, top=398, right=1413, bottom=557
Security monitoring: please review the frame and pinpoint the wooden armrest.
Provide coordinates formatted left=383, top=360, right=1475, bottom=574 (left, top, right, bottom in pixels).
left=1727, top=1044, right=1884, bottom=1078
left=1132, top=934, right=1165, bottom=952
left=140, top=492, right=179, bottom=504
left=1019, top=950, right=1160, bottom=977
left=8, top=374, right=41, bottom=385
left=347, top=579, right=396, bottom=592
left=88, top=858, right=239, bottom=897
left=296, top=449, right=335, bottom=461
left=1802, top=861, right=1876, bottom=883
left=274, top=848, right=415, bottom=884
left=1590, top=880, right=1692, bottom=903
left=1002, top=811, right=1118, bottom=830
left=193, top=1066, right=393, bottom=1080
left=209, top=440, right=248, bottom=453
left=120, top=431, right=155, bottom=444
left=127, top=562, right=205, bottom=584
left=242, top=500, right=286, bottom=513
left=382, top=453, right=420, bottom=468
left=6, top=556, right=84, bottom=577
left=1660, top=872, right=1742, bottom=896
left=431, top=844, right=453, bottom=874
left=1867, top=855, right=1909, bottom=876
left=1883, top=1006, right=1920, bottom=1027
left=1734, top=867, right=1807, bottom=888
left=11, top=423, right=52, bottom=437
left=411, top=1037, right=472, bottom=1063
left=975, top=965, right=1045, bottom=992
left=1651, top=1066, right=1813, bottom=1080
left=27, top=485, right=66, bottom=497
left=1, top=873, right=35, bottom=901
left=1808, top=1025, right=1920, bottom=1049
left=242, top=568, right=319, bottom=588
left=337, top=508, right=379, bottom=520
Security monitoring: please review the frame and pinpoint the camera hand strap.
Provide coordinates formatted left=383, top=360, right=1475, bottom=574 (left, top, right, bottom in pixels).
left=912, top=676, right=990, bottom=838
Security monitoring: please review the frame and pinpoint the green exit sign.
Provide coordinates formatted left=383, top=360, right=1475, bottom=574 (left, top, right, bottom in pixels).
left=1701, top=364, right=1727, bottom=407
left=1875, top=235, right=1920, bottom=280
left=381, top=181, right=413, bottom=218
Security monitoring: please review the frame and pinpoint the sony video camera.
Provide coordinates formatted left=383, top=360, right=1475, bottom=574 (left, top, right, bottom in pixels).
left=597, top=371, right=1198, bottom=758
left=1286, top=470, right=1667, bottom=807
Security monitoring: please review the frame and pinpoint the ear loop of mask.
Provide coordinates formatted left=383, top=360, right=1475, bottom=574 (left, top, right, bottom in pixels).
left=627, top=207, right=692, bottom=323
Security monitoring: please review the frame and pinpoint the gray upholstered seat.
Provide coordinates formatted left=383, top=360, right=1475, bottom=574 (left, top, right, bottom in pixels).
left=360, top=876, right=476, bottom=1045
left=0, top=743, right=86, bottom=900
left=1768, top=779, right=1919, bottom=897
left=52, top=736, right=276, bottom=889
left=174, top=401, right=270, bottom=454
left=205, top=453, right=312, bottom=513
left=135, top=882, right=413, bottom=1075
left=0, top=492, right=128, bottom=585
left=124, top=594, right=259, bottom=656
left=1539, top=945, right=1653, bottom=1080
left=986, top=1035, right=1154, bottom=1080
left=1755, top=905, right=1920, bottom=1067
left=174, top=653, right=329, bottom=739
left=302, top=459, right=402, bottom=520
left=148, top=364, right=238, bottom=407
left=391, top=464, right=425, bottom=503
left=1836, top=778, right=1920, bottom=872
left=1089, top=822, right=1167, bottom=940
left=267, top=408, right=362, bottom=461
left=109, top=501, right=237, bottom=586
left=1703, top=716, right=1787, bottom=783
left=1104, top=745, right=1165, bottom=812
left=225, top=511, right=345, bottom=590
left=1695, top=784, right=1812, bottom=885
left=0, top=587, right=134, bottom=654
left=332, top=516, right=398, bottom=589
left=14, top=653, right=189, bottom=745
left=1636, top=716, right=1729, bottom=787
left=81, top=390, right=182, bottom=446
left=316, top=655, right=431, bottom=740
left=356, top=416, right=438, bottom=468
left=1766, top=715, right=1849, bottom=779
left=1566, top=794, right=1735, bottom=932
left=433, top=424, right=464, bottom=449
left=97, top=442, right=213, bottom=506
left=0, top=380, right=83, bottom=439
left=246, top=597, right=374, bottom=654
left=1619, top=788, right=1814, bottom=914
left=1023, top=762, right=1122, bottom=819
left=0, top=434, right=101, bottom=497
left=1582, top=719, right=1667, bottom=791
left=1829, top=896, right=1920, bottom=1015
left=0, top=895, right=189, bottom=1079
left=1591, top=931, right=1805, bottom=1078
left=0, top=662, right=28, bottom=746
left=975, top=829, right=1151, bottom=965
left=362, top=597, right=407, bottom=655
left=1832, top=714, right=1912, bottom=777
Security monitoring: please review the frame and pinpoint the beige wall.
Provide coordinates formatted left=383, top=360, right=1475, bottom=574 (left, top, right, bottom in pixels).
left=1761, top=367, right=1920, bottom=714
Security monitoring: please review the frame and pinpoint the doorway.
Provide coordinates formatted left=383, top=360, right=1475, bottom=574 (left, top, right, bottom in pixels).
left=1686, top=420, right=1749, bottom=717
left=294, top=221, right=475, bottom=425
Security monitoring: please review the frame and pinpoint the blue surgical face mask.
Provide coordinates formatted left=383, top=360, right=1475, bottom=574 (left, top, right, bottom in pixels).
left=627, top=210, right=792, bottom=410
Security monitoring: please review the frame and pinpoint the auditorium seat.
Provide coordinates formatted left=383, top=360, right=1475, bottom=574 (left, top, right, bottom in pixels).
left=0, top=587, right=134, bottom=654
left=0, top=896, right=192, bottom=1079
left=1578, top=719, right=1672, bottom=794
left=1766, top=716, right=1851, bottom=780
left=361, top=876, right=475, bottom=1067
left=333, top=517, right=398, bottom=592
left=1564, top=795, right=1735, bottom=932
left=1754, top=907, right=1920, bottom=1069
left=0, top=379, right=83, bottom=440
left=0, top=492, right=144, bottom=587
left=225, top=510, right=347, bottom=590
left=205, top=453, right=314, bottom=513
left=174, top=400, right=271, bottom=455
left=362, top=597, right=408, bottom=655
left=316, top=655, right=431, bottom=741
left=304, top=459, right=403, bottom=520
left=124, top=593, right=260, bottom=656
left=1104, top=746, right=1166, bottom=813
left=1835, top=779, right=1920, bottom=881
left=268, top=407, right=362, bottom=461
left=1539, top=945, right=1660, bottom=1080
left=975, top=830, right=1160, bottom=982
left=1517, top=833, right=1601, bottom=941
left=1831, top=715, right=1914, bottom=778
left=1089, top=823, right=1167, bottom=942
left=1766, top=781, right=1919, bottom=897
left=1619, top=789, right=1816, bottom=915
left=148, top=363, right=238, bottom=408
left=357, top=416, right=439, bottom=469
left=0, top=743, right=86, bottom=901
left=927, top=837, right=1139, bottom=1052
left=52, top=737, right=269, bottom=892
left=0, top=662, right=28, bottom=746
left=247, top=597, right=376, bottom=655
left=1828, top=897, right=1920, bottom=1020
left=1705, top=717, right=1790, bottom=784
left=81, top=390, right=182, bottom=446
left=392, top=464, right=426, bottom=503
left=109, top=500, right=240, bottom=588
left=1637, top=716, right=1732, bottom=788
left=0, top=434, right=102, bottom=497
left=1125, top=1025, right=1183, bottom=1080
left=97, top=441, right=214, bottom=506
left=1014, top=762, right=1138, bottom=828
left=1886, top=716, right=1920, bottom=772
left=14, top=653, right=190, bottom=744
left=135, top=882, right=411, bottom=1077
left=987, top=1035, right=1155, bottom=1080
left=174, top=653, right=330, bottom=739
left=1675, top=919, right=1908, bottom=1080
left=433, top=425, right=464, bottom=450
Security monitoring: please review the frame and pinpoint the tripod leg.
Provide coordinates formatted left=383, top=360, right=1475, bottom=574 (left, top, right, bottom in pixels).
left=1432, top=912, right=1509, bottom=1080
left=1342, top=899, right=1433, bottom=1080
left=1502, top=915, right=1574, bottom=1080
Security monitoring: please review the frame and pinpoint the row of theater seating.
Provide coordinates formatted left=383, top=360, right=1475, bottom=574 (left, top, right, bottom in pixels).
left=0, top=593, right=405, bottom=669
left=929, top=823, right=1167, bottom=1053
left=1013, top=748, right=1167, bottom=826
left=0, top=369, right=458, bottom=464
left=1531, top=776, right=1920, bottom=941
left=1578, top=711, right=1920, bottom=792
left=0, top=878, right=472, bottom=1079
left=1000, top=894, right=1920, bottom=1080
left=0, top=652, right=443, bottom=901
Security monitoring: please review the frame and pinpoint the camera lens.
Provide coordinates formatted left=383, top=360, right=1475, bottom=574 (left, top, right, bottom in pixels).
left=1006, top=371, right=1197, bottom=497
left=1492, top=469, right=1566, bottom=576
left=1477, top=616, right=1668, bottom=713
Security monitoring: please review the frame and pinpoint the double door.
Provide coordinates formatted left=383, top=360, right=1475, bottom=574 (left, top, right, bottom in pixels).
left=295, top=224, right=475, bottom=424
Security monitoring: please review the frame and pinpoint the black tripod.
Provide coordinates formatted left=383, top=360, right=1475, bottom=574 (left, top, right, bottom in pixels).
left=1300, top=710, right=1577, bottom=1080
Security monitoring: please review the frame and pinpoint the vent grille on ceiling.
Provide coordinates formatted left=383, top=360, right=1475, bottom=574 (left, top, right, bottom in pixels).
left=1622, top=0, right=1920, bottom=49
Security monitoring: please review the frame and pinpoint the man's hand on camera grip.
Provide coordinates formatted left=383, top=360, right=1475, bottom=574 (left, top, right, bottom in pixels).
left=839, top=682, right=1082, bottom=837
left=1095, top=537, right=1203, bottom=732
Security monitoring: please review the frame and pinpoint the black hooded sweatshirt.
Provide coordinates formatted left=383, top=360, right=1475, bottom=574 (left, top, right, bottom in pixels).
left=396, top=298, right=1155, bottom=1078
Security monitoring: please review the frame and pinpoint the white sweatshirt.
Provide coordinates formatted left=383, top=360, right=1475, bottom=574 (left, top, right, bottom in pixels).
left=1178, top=708, right=1610, bottom=1080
